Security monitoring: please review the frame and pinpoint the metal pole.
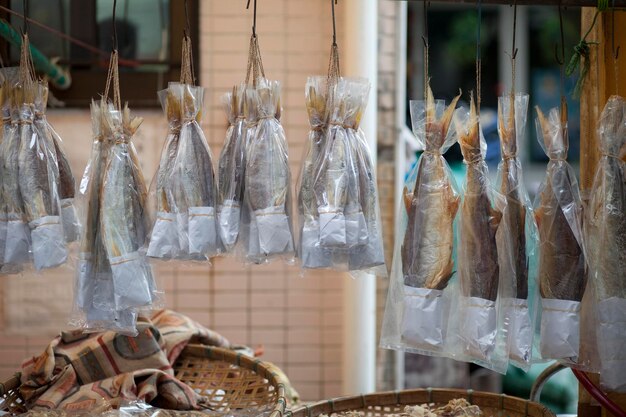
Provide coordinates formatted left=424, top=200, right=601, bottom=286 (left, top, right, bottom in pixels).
left=342, top=0, right=378, bottom=396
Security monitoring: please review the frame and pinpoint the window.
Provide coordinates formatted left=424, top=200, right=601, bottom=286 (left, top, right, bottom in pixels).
left=0, top=0, right=199, bottom=107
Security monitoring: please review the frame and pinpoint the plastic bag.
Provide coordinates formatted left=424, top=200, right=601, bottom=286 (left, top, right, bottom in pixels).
left=446, top=96, right=509, bottom=373
left=218, top=84, right=246, bottom=251
left=495, top=93, right=539, bottom=370
left=243, top=78, right=294, bottom=262
left=380, top=85, right=460, bottom=356
left=17, top=81, right=68, bottom=271
left=533, top=106, right=586, bottom=363
left=147, top=84, right=183, bottom=259
left=586, top=95, right=626, bottom=392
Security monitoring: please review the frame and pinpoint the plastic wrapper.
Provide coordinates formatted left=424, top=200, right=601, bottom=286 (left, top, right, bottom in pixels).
left=533, top=106, right=585, bottom=362
left=495, top=93, right=539, bottom=370
left=147, top=84, right=183, bottom=259
left=380, top=85, right=460, bottom=356
left=218, top=84, right=246, bottom=251
left=17, top=81, right=67, bottom=271
left=100, top=104, right=153, bottom=310
left=243, top=78, right=294, bottom=262
left=586, top=95, right=626, bottom=392
left=445, top=96, right=508, bottom=373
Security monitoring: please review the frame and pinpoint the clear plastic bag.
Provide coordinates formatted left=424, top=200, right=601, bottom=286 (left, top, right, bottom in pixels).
left=243, top=78, right=294, bottom=262
left=99, top=104, right=154, bottom=311
left=586, top=95, right=626, bottom=391
left=495, top=93, right=539, bottom=370
left=147, top=84, right=183, bottom=259
left=534, top=105, right=586, bottom=363
left=168, top=84, right=219, bottom=260
left=380, top=86, right=460, bottom=356
left=218, top=84, right=246, bottom=252
left=446, top=96, right=509, bottom=373
left=18, top=81, right=68, bottom=271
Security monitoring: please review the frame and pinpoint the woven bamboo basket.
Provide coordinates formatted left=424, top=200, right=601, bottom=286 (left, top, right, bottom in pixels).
left=0, top=344, right=287, bottom=416
left=288, top=389, right=556, bottom=417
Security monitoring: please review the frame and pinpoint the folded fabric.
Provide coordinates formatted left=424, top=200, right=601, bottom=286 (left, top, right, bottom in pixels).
left=20, top=310, right=231, bottom=411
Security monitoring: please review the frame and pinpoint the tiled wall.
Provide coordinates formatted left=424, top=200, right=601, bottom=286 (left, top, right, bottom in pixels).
left=0, top=0, right=364, bottom=402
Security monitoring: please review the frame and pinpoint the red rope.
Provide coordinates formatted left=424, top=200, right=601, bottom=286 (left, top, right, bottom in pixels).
left=572, top=369, right=626, bottom=417
left=0, top=4, right=140, bottom=67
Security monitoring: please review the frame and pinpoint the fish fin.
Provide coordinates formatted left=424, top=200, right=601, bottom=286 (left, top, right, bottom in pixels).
left=426, top=83, right=436, bottom=122
left=441, top=89, right=462, bottom=136
left=534, top=205, right=543, bottom=230
left=403, top=186, right=412, bottom=213
left=489, top=206, right=502, bottom=231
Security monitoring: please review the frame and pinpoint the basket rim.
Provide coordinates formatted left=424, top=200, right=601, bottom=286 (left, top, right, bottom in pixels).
left=286, top=388, right=556, bottom=417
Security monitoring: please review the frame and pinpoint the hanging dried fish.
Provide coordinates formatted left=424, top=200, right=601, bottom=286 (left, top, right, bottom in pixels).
left=587, top=95, right=626, bottom=391
left=218, top=84, right=246, bottom=251
left=0, top=78, right=17, bottom=274
left=169, top=84, right=219, bottom=259
left=147, top=84, right=183, bottom=259
left=17, top=80, right=68, bottom=271
left=99, top=103, right=153, bottom=311
left=534, top=105, right=585, bottom=362
left=401, top=86, right=460, bottom=290
left=244, top=79, right=294, bottom=260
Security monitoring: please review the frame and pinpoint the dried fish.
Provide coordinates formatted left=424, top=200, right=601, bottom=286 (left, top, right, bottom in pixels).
left=99, top=103, right=153, bottom=311
left=0, top=79, right=15, bottom=274
left=587, top=95, right=626, bottom=391
left=169, top=84, right=218, bottom=258
left=244, top=79, right=294, bottom=259
left=402, top=86, right=460, bottom=290
left=147, top=84, right=183, bottom=259
left=218, top=84, right=246, bottom=250
left=535, top=106, right=585, bottom=301
left=18, top=81, right=67, bottom=271
left=456, top=96, right=500, bottom=301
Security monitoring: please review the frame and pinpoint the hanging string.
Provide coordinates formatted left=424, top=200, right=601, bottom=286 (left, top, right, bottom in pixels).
left=22, top=0, right=28, bottom=35
left=611, top=0, right=620, bottom=94
left=556, top=3, right=568, bottom=129
left=328, top=0, right=340, bottom=82
left=422, top=0, right=430, bottom=101
left=246, top=0, right=258, bottom=38
left=104, top=0, right=121, bottom=111
left=476, top=0, right=482, bottom=116
left=245, top=0, right=265, bottom=87
left=19, top=0, right=35, bottom=85
left=181, top=0, right=195, bottom=85
left=510, top=0, right=518, bottom=98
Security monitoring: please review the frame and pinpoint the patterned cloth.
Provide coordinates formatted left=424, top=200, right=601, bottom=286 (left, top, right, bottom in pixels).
left=19, top=310, right=230, bottom=412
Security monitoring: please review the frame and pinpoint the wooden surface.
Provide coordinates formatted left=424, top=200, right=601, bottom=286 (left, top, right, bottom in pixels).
left=578, top=7, right=626, bottom=417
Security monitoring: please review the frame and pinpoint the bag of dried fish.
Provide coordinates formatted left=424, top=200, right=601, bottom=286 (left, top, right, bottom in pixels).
left=0, top=77, right=18, bottom=275
left=586, top=95, right=626, bottom=391
left=244, top=78, right=294, bottom=261
left=217, top=84, right=246, bottom=251
left=298, top=76, right=334, bottom=269
left=169, top=84, right=219, bottom=259
left=344, top=77, right=386, bottom=275
left=147, top=84, right=183, bottom=259
left=380, top=85, right=460, bottom=354
left=495, top=93, right=539, bottom=370
left=99, top=103, right=154, bottom=311
left=448, top=95, right=507, bottom=371
left=313, top=79, right=365, bottom=250
left=534, top=105, right=585, bottom=362
left=18, top=80, right=68, bottom=271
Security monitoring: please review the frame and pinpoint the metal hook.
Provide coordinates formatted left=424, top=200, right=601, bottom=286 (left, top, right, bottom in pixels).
left=112, top=0, right=118, bottom=50
left=555, top=3, right=565, bottom=66
left=331, top=0, right=338, bottom=46
left=511, top=0, right=518, bottom=59
left=612, top=0, right=620, bottom=60
left=423, top=0, right=429, bottom=48
left=184, top=0, right=191, bottom=39
left=246, top=0, right=258, bottom=37
left=22, top=0, right=28, bottom=35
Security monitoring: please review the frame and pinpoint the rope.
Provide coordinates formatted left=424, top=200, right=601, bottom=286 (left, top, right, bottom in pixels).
left=476, top=0, right=482, bottom=115
left=423, top=0, right=429, bottom=101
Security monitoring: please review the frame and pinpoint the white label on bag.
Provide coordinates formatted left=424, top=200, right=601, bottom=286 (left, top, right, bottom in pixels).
left=318, top=209, right=346, bottom=247
left=147, top=212, right=179, bottom=259
left=30, top=216, right=68, bottom=271
left=401, top=286, right=447, bottom=350
left=301, top=219, right=331, bottom=269
left=597, top=297, right=626, bottom=392
left=255, top=206, right=294, bottom=256
left=540, top=298, right=580, bottom=361
left=217, top=200, right=241, bottom=249
left=176, top=212, right=189, bottom=255
left=459, top=296, right=497, bottom=361
left=4, top=215, right=30, bottom=264
left=60, top=198, right=79, bottom=243
left=345, top=210, right=368, bottom=247
left=349, top=223, right=385, bottom=271
left=109, top=251, right=153, bottom=310
left=188, top=206, right=217, bottom=256
left=505, top=298, right=532, bottom=365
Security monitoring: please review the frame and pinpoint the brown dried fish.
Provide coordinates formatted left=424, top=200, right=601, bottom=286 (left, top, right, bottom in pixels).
left=401, top=86, right=460, bottom=290
left=456, top=95, right=501, bottom=301
left=496, top=94, right=529, bottom=300
left=535, top=106, right=585, bottom=301
left=155, top=84, right=182, bottom=214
